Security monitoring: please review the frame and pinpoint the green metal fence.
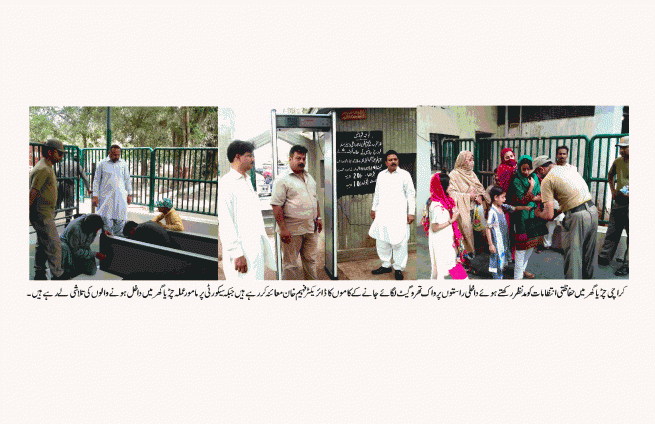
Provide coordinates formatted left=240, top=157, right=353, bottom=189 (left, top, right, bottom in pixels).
left=77, top=147, right=218, bottom=215
left=440, top=133, right=627, bottom=225
left=441, top=138, right=475, bottom=174
left=151, top=147, right=218, bottom=215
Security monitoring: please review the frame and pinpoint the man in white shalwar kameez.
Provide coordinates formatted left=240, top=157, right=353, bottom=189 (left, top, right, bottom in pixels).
left=218, top=141, right=275, bottom=280
left=92, top=145, right=132, bottom=236
left=369, top=150, right=416, bottom=280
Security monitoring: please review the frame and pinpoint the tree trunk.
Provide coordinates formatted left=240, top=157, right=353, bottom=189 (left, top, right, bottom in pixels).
left=183, top=107, right=189, bottom=147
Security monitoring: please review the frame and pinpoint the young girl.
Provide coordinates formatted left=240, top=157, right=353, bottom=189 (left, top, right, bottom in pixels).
left=424, top=171, right=466, bottom=280
left=485, top=186, right=532, bottom=279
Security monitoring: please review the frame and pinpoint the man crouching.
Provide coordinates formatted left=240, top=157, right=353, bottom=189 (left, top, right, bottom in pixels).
left=60, top=214, right=107, bottom=278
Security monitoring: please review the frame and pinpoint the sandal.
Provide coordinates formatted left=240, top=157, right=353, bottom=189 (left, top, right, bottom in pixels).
left=523, top=271, right=535, bottom=279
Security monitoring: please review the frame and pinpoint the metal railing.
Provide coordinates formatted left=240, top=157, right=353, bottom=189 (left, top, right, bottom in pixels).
left=151, top=147, right=218, bottom=216
left=29, top=145, right=218, bottom=217
left=439, top=134, right=627, bottom=224
left=80, top=147, right=154, bottom=208
left=81, top=147, right=218, bottom=215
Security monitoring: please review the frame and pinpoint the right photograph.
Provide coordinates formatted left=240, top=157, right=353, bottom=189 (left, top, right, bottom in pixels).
left=416, top=106, right=629, bottom=280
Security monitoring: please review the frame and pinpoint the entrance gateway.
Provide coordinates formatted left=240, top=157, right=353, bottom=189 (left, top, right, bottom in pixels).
left=271, top=110, right=338, bottom=280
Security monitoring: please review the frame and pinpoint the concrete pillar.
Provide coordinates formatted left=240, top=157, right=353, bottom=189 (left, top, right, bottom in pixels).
left=217, top=108, right=235, bottom=177
left=416, top=132, right=432, bottom=226
left=593, top=106, right=624, bottom=135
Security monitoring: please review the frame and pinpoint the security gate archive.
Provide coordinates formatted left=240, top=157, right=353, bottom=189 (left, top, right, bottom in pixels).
left=271, top=110, right=338, bottom=280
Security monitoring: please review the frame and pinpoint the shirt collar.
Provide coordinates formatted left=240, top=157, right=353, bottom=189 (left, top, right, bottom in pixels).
left=288, top=169, right=307, bottom=179
left=227, top=167, right=249, bottom=181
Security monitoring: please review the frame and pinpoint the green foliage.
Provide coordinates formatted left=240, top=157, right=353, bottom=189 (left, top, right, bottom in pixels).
left=28, top=107, right=218, bottom=148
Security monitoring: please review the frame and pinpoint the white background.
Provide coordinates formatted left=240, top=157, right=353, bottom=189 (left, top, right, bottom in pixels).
left=2, top=4, right=654, bottom=424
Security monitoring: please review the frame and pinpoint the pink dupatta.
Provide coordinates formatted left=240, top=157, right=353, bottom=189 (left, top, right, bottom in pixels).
left=425, top=173, right=466, bottom=262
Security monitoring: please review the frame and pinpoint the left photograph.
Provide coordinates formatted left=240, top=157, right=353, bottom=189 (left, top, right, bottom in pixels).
left=29, top=107, right=219, bottom=280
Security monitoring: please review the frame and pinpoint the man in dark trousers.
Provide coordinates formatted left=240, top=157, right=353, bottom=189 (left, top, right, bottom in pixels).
left=57, top=154, right=92, bottom=225
left=534, top=155, right=598, bottom=279
left=30, top=138, right=66, bottom=280
left=598, top=136, right=629, bottom=276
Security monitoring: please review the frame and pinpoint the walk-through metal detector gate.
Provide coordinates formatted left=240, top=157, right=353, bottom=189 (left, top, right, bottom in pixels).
left=271, top=110, right=338, bottom=280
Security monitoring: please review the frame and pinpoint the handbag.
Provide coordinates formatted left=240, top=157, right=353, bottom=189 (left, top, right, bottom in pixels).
left=472, top=204, right=487, bottom=232
left=448, top=263, right=468, bottom=279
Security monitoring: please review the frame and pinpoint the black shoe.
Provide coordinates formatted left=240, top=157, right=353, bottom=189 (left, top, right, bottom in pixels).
left=51, top=272, right=70, bottom=281
left=394, top=270, right=404, bottom=280
left=598, top=257, right=610, bottom=266
left=372, top=266, right=392, bottom=275
left=33, top=272, right=47, bottom=281
left=615, top=265, right=629, bottom=277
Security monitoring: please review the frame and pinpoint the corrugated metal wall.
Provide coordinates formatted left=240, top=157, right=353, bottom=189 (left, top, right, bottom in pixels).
left=336, top=108, right=417, bottom=257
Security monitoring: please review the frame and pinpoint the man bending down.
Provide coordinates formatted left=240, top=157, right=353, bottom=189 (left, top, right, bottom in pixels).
left=123, top=220, right=180, bottom=250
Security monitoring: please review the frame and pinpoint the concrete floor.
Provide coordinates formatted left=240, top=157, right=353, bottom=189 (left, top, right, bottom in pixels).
left=218, top=228, right=417, bottom=281
left=29, top=224, right=121, bottom=280
left=416, top=228, right=628, bottom=280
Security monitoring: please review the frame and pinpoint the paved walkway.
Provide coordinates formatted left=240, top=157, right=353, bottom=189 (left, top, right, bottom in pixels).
left=218, top=227, right=416, bottom=281
left=416, top=228, right=628, bottom=280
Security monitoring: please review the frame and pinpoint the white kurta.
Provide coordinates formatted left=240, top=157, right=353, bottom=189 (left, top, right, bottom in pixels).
left=429, top=202, right=457, bottom=279
left=218, top=168, right=275, bottom=280
left=92, top=157, right=132, bottom=220
left=368, top=168, right=416, bottom=245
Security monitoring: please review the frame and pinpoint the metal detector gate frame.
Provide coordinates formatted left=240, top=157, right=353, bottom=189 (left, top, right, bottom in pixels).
left=271, top=110, right=338, bottom=280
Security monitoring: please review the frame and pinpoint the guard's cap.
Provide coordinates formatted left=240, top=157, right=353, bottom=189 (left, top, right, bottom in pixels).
left=617, top=136, right=629, bottom=147
left=531, top=155, right=553, bottom=172
left=45, top=138, right=65, bottom=153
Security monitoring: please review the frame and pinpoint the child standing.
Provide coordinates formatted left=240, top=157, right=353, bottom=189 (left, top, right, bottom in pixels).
left=485, top=186, right=531, bottom=279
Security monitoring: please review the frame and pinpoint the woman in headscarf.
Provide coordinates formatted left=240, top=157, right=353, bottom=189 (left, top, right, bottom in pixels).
left=448, top=150, right=491, bottom=256
left=506, top=155, right=548, bottom=279
left=496, top=148, right=517, bottom=192
left=424, top=171, right=466, bottom=280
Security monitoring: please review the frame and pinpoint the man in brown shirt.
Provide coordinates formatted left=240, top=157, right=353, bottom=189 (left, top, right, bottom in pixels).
left=270, top=145, right=322, bottom=280
left=30, top=139, right=66, bottom=280
left=534, top=155, right=598, bottom=279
